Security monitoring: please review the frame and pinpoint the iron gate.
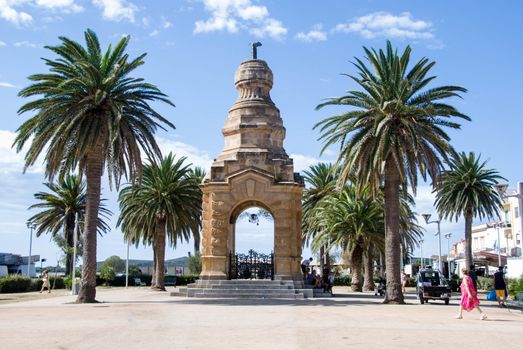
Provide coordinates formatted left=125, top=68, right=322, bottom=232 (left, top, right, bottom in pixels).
left=229, top=249, right=274, bottom=280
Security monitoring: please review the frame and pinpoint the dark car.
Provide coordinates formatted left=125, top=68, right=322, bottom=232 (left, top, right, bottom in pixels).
left=416, top=268, right=451, bottom=305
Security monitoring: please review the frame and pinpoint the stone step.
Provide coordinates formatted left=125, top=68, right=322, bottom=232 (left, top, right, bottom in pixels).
left=208, top=284, right=293, bottom=290
left=193, top=292, right=304, bottom=299
left=196, top=288, right=299, bottom=295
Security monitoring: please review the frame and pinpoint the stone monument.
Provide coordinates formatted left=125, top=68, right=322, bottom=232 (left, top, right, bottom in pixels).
left=200, top=47, right=304, bottom=281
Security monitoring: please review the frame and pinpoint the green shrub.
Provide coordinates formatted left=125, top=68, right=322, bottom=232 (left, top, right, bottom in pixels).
left=93, top=274, right=199, bottom=287
left=100, top=266, right=116, bottom=286
left=0, top=275, right=32, bottom=293
left=334, top=275, right=352, bottom=286
left=449, top=276, right=461, bottom=292
left=405, top=276, right=416, bottom=287
left=507, top=277, right=523, bottom=300
left=478, top=277, right=493, bottom=291
left=31, top=277, right=65, bottom=291
left=188, top=253, right=202, bottom=275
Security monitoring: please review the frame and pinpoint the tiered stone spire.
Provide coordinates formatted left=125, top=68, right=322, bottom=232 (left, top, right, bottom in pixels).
left=209, top=57, right=296, bottom=183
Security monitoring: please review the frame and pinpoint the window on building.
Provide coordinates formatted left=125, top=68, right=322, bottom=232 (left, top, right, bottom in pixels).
left=515, top=207, right=519, bottom=219
left=505, top=209, right=510, bottom=224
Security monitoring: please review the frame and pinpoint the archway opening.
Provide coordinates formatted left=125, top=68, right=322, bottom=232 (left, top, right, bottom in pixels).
left=231, top=206, right=274, bottom=255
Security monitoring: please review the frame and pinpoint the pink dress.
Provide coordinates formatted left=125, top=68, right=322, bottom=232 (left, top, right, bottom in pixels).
left=460, top=275, right=480, bottom=311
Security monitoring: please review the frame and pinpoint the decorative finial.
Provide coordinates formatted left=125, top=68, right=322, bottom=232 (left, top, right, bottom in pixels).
left=250, top=42, right=262, bottom=59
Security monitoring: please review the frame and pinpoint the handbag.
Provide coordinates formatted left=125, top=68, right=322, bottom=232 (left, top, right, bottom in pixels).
left=487, top=289, right=497, bottom=301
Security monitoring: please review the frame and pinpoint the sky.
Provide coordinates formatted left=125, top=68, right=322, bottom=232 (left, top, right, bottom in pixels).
left=0, top=0, right=522, bottom=267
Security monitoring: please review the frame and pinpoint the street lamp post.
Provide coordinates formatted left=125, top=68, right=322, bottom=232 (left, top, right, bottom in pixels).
left=40, top=258, right=46, bottom=275
left=444, top=233, right=452, bottom=279
left=125, top=243, right=130, bottom=289
left=422, top=214, right=442, bottom=272
left=495, top=182, right=523, bottom=276
left=493, top=222, right=502, bottom=267
left=26, top=222, right=36, bottom=277
left=420, top=238, right=424, bottom=268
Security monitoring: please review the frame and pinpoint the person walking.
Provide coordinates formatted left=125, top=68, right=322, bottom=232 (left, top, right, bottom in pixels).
left=493, top=266, right=507, bottom=307
left=456, top=267, right=486, bottom=320
left=40, top=270, right=51, bottom=293
left=401, top=270, right=407, bottom=293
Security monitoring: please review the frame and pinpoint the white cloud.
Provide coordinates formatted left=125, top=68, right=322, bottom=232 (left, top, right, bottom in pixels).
left=290, top=153, right=333, bottom=173
left=0, top=130, right=44, bottom=174
left=194, top=0, right=287, bottom=40
left=0, top=0, right=33, bottom=25
left=334, top=12, right=434, bottom=40
left=249, top=18, right=286, bottom=40
left=14, top=41, right=39, bottom=48
left=35, top=0, right=83, bottom=13
left=0, top=81, right=16, bottom=88
left=0, top=41, right=6, bottom=47
left=156, top=136, right=213, bottom=170
left=295, top=24, right=327, bottom=43
left=92, top=0, right=137, bottom=23
left=161, top=17, right=172, bottom=29
left=149, top=29, right=160, bottom=37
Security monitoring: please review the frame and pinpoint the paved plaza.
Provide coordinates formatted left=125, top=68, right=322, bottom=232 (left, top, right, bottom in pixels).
left=0, top=287, right=521, bottom=350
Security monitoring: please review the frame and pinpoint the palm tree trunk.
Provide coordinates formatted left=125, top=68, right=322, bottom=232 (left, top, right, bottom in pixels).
left=153, top=218, right=166, bottom=291
left=151, top=240, right=157, bottom=288
left=193, top=228, right=201, bottom=254
left=77, top=150, right=103, bottom=303
left=65, top=213, right=75, bottom=277
left=464, top=207, right=473, bottom=268
left=363, top=246, right=375, bottom=291
left=383, top=158, right=404, bottom=304
left=350, top=244, right=363, bottom=292
left=320, top=245, right=325, bottom=274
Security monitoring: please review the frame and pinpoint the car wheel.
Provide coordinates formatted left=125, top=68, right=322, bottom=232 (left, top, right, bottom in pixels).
left=444, top=298, right=450, bottom=305
left=419, top=294, right=424, bottom=304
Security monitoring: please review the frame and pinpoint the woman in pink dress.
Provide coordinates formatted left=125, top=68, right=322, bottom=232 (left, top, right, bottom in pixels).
left=456, top=267, right=486, bottom=320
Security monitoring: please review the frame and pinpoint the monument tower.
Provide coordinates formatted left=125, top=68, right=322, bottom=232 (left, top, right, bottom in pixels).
left=200, top=44, right=304, bottom=281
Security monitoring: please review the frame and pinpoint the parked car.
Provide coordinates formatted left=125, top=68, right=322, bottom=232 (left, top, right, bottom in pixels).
left=416, top=267, right=451, bottom=305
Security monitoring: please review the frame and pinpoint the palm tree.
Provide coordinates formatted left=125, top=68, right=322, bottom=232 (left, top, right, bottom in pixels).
left=434, top=152, right=505, bottom=267
left=27, top=175, right=111, bottom=276
left=315, top=41, right=468, bottom=303
left=312, top=185, right=383, bottom=291
left=302, top=163, right=338, bottom=272
left=117, top=153, right=201, bottom=290
left=13, top=29, right=174, bottom=302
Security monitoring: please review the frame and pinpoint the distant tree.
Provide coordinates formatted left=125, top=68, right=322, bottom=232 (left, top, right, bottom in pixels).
left=127, top=264, right=142, bottom=277
left=100, top=255, right=126, bottom=273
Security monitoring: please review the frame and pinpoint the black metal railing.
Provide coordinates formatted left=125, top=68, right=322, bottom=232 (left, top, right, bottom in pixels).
left=229, top=249, right=274, bottom=280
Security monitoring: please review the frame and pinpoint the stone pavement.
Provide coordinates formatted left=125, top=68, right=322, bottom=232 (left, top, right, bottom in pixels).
left=0, top=287, right=521, bottom=350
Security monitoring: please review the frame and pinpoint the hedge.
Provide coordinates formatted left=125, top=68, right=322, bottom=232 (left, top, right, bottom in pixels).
left=333, top=275, right=352, bottom=286
left=95, top=274, right=199, bottom=287
left=0, top=275, right=64, bottom=293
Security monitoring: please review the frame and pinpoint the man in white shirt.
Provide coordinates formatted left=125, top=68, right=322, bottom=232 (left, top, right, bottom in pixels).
left=301, top=257, right=313, bottom=280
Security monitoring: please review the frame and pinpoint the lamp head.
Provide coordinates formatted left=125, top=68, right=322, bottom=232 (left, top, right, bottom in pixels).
left=444, top=233, right=452, bottom=239
left=494, top=183, right=508, bottom=198
left=422, top=214, right=431, bottom=224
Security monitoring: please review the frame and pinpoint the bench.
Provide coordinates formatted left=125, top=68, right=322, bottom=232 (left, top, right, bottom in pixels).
left=164, top=276, right=177, bottom=287
left=134, top=278, right=146, bottom=286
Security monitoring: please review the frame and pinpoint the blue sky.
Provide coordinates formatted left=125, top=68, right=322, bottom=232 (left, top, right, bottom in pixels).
left=0, top=0, right=522, bottom=267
